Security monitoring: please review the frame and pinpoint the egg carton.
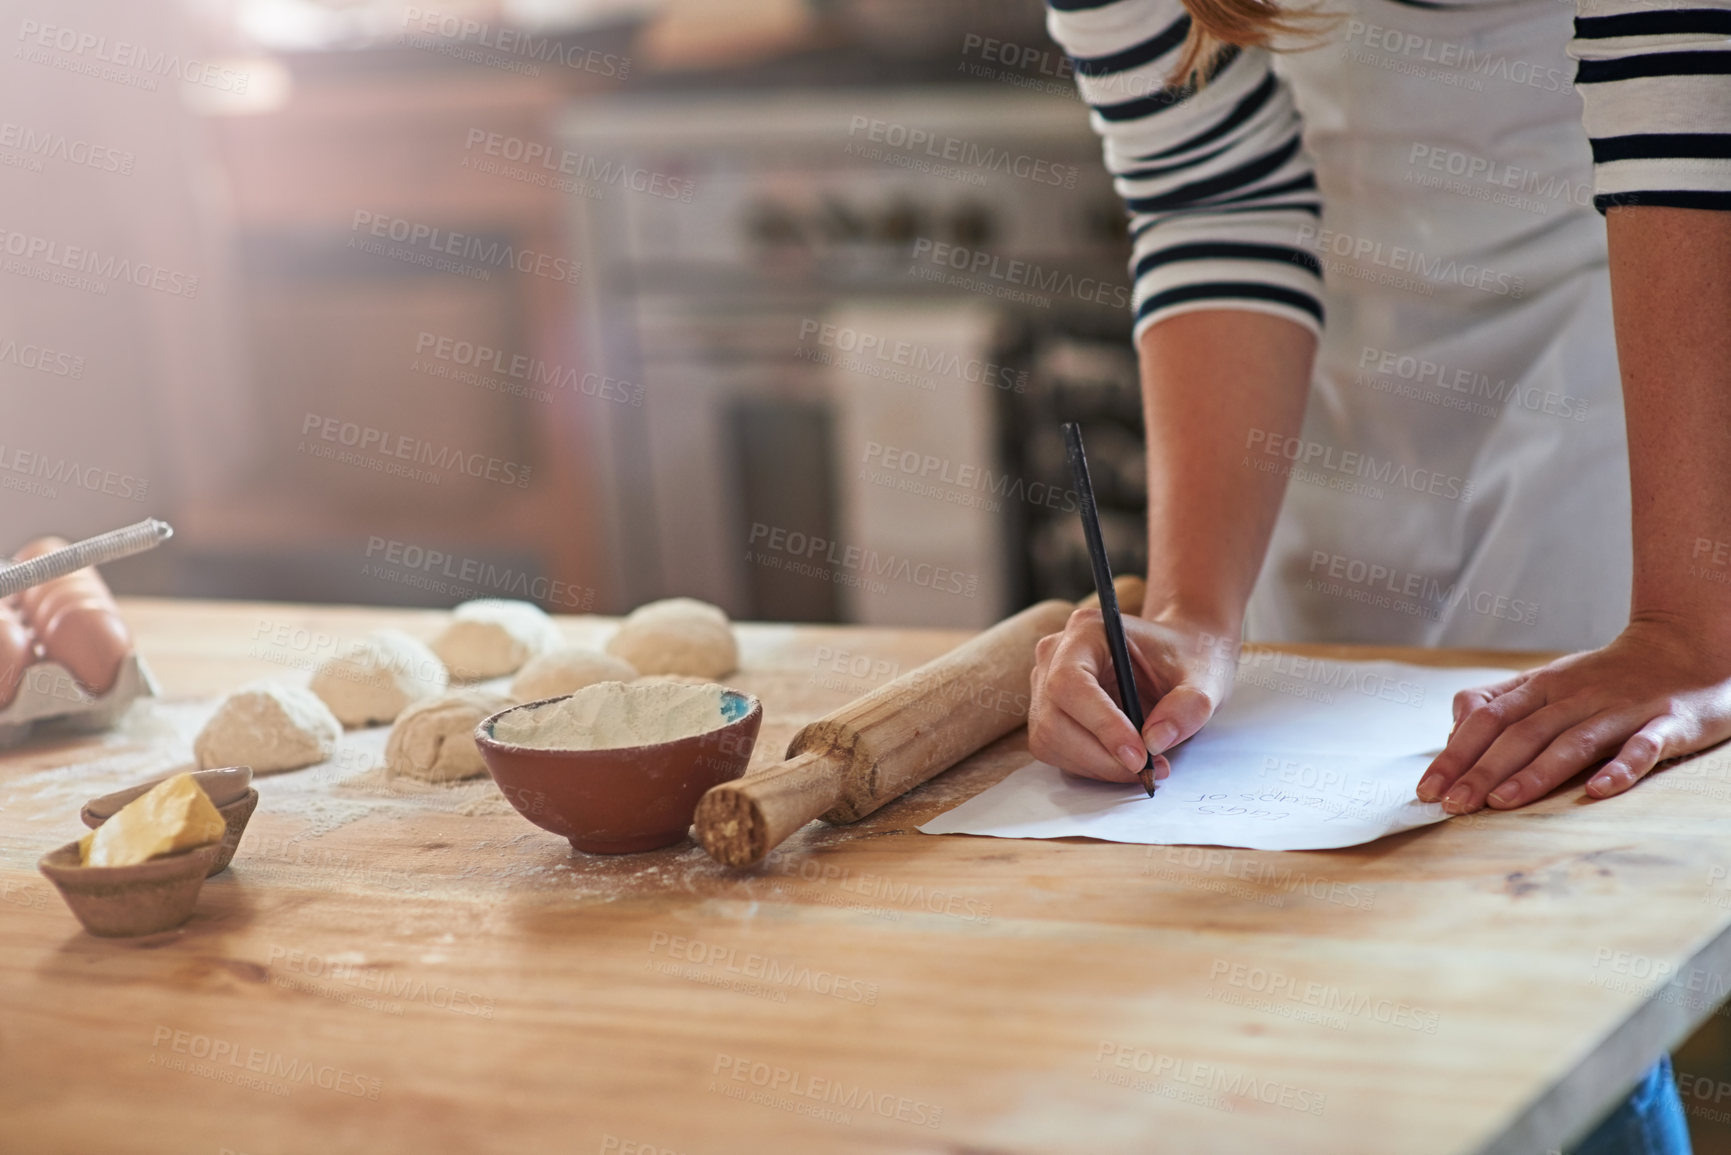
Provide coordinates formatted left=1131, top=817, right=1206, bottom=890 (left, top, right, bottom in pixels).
left=0, top=651, right=157, bottom=748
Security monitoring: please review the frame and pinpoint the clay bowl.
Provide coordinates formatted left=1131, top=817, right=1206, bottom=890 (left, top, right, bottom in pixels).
left=81, top=766, right=256, bottom=877
left=38, top=839, right=221, bottom=937
left=476, top=688, right=762, bottom=854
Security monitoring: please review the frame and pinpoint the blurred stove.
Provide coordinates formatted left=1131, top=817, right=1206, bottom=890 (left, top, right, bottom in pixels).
left=561, top=87, right=1130, bottom=625
left=999, top=322, right=1147, bottom=605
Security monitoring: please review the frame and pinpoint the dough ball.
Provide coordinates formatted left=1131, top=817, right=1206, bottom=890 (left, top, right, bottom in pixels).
left=431, top=599, right=562, bottom=680
left=510, top=647, right=637, bottom=703
left=606, top=598, right=738, bottom=678
left=626, top=597, right=729, bottom=627
left=194, top=682, right=343, bottom=774
left=386, top=688, right=512, bottom=783
left=310, top=629, right=448, bottom=727
left=634, top=674, right=718, bottom=687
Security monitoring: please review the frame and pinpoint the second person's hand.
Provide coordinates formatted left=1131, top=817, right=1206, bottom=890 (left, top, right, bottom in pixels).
left=1028, top=607, right=1238, bottom=784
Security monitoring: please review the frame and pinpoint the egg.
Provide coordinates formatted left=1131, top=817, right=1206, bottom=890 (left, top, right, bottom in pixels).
left=23, top=577, right=106, bottom=625
left=29, top=574, right=113, bottom=628
left=12, top=537, right=69, bottom=619
left=39, top=603, right=131, bottom=695
left=0, top=607, right=33, bottom=708
left=15, top=536, right=68, bottom=561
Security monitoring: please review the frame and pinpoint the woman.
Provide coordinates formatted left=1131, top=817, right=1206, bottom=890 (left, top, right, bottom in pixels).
left=1028, top=0, right=1729, bottom=1148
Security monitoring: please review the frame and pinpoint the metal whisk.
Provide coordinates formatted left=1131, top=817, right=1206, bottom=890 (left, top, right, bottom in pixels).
left=0, top=518, right=174, bottom=600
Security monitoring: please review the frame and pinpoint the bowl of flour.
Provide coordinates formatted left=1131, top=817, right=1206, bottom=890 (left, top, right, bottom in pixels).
left=475, top=681, right=761, bottom=854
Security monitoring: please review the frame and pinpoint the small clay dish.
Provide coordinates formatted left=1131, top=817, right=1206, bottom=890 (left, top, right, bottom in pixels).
left=38, top=839, right=221, bottom=937
left=81, top=766, right=256, bottom=877
left=476, top=687, right=762, bottom=854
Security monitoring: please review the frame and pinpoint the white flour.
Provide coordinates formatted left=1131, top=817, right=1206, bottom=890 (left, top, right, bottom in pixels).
left=491, top=680, right=728, bottom=751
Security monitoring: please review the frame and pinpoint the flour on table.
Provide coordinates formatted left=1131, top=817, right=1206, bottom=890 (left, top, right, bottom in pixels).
left=267, top=724, right=506, bottom=822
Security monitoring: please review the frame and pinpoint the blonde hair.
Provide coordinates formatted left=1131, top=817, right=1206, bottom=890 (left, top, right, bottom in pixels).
left=1171, top=0, right=1333, bottom=87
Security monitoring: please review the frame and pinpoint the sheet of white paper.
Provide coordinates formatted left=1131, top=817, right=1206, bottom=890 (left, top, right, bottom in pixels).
left=919, top=659, right=1516, bottom=851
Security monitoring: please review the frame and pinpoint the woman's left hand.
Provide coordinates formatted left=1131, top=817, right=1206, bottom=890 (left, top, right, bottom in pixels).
left=1415, top=615, right=1731, bottom=812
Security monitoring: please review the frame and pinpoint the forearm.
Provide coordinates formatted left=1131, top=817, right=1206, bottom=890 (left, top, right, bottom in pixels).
left=1607, top=207, right=1731, bottom=638
left=1138, top=309, right=1317, bottom=635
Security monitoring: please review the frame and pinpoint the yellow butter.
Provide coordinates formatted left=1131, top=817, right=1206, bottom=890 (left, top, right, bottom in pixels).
left=79, top=773, right=227, bottom=868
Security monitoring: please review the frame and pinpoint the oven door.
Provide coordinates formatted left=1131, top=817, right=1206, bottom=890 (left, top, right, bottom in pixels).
left=611, top=294, right=1016, bottom=628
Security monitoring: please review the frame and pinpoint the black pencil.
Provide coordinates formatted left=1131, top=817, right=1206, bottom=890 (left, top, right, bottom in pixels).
left=1061, top=423, right=1157, bottom=797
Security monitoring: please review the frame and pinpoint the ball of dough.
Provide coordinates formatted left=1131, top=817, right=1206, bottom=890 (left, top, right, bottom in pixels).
left=431, top=599, right=562, bottom=680
left=310, top=629, right=448, bottom=727
left=510, top=647, right=637, bottom=703
left=626, top=597, right=729, bottom=627
left=194, top=682, right=343, bottom=774
left=386, top=688, right=512, bottom=783
left=606, top=598, right=738, bottom=679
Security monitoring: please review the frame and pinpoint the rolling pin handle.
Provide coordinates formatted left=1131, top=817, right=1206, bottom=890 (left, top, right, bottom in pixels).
left=695, top=751, right=843, bottom=868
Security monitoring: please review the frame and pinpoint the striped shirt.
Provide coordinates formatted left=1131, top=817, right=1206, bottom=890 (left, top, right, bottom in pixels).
left=1047, top=0, right=1731, bottom=339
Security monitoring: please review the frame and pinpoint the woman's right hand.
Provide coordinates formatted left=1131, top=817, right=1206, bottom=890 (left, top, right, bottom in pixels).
left=1028, top=608, right=1238, bottom=784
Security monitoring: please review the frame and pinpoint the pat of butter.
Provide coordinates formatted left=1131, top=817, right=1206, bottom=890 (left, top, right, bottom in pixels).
left=79, top=773, right=227, bottom=868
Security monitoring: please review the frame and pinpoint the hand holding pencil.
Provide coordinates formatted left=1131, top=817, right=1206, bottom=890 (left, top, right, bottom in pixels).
left=1026, top=426, right=1238, bottom=789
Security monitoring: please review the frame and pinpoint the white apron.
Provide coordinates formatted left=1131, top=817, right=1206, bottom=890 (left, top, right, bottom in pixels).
left=1243, top=0, right=1633, bottom=652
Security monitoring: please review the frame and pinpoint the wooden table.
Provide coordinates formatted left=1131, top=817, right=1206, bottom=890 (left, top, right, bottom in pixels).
left=3, top=598, right=1728, bottom=1155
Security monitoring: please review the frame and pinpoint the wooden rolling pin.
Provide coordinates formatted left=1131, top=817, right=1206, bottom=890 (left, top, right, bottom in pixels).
left=695, top=598, right=1076, bottom=867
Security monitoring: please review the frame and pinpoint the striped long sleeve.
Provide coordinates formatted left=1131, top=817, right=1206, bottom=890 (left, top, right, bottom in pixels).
left=1047, top=0, right=1325, bottom=341
left=1569, top=0, right=1731, bottom=212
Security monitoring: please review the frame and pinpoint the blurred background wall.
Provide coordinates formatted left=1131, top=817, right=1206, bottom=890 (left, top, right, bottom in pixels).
left=0, top=0, right=1147, bottom=630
